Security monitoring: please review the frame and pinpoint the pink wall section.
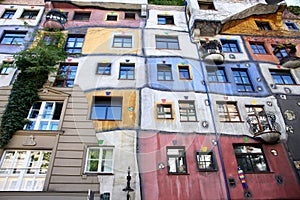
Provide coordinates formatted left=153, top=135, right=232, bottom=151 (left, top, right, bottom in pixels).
left=220, top=136, right=300, bottom=200
left=138, top=132, right=227, bottom=200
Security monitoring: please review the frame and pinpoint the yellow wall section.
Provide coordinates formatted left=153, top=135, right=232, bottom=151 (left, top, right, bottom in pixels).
left=86, top=90, right=138, bottom=131
left=82, top=28, right=141, bottom=55
left=222, top=12, right=300, bottom=37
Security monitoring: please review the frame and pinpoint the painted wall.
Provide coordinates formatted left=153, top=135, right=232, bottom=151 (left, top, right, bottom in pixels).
left=86, top=90, right=139, bottom=132
left=82, top=28, right=142, bottom=55
left=220, top=135, right=300, bottom=199
left=0, top=5, right=44, bottom=26
left=141, top=87, right=214, bottom=133
left=96, top=130, right=141, bottom=200
left=148, top=57, right=206, bottom=92
left=138, top=131, right=227, bottom=200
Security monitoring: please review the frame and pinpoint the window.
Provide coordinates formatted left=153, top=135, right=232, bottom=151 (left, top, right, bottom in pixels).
left=157, top=104, right=173, bottom=119
left=272, top=45, right=288, bottom=60
left=217, top=102, right=241, bottom=122
left=91, top=97, right=122, bottom=120
left=250, top=42, right=267, bottom=54
left=20, top=10, right=39, bottom=19
left=0, top=62, right=13, bottom=74
left=65, top=35, right=84, bottom=53
left=221, top=40, right=241, bottom=53
left=43, top=34, right=59, bottom=46
left=157, top=64, right=172, bottom=81
left=179, top=101, right=197, bottom=121
left=112, top=36, right=132, bottom=48
left=119, top=63, right=135, bottom=80
left=285, top=22, right=299, bottom=30
left=100, top=193, right=111, bottom=200
left=198, top=1, right=215, bottom=10
left=1, top=10, right=16, bottom=19
left=232, top=69, right=253, bottom=92
left=178, top=65, right=191, bottom=79
left=97, top=63, right=111, bottom=75
left=234, top=145, right=269, bottom=173
left=125, top=12, right=135, bottom=20
left=246, top=106, right=271, bottom=134
left=196, top=151, right=217, bottom=171
left=24, top=101, right=63, bottom=130
left=157, top=15, right=174, bottom=25
left=54, top=63, right=78, bottom=88
left=0, top=31, right=26, bottom=45
left=0, top=150, right=51, bottom=191
left=106, top=14, right=117, bottom=21
left=85, top=147, right=114, bottom=173
left=73, top=12, right=90, bottom=20
left=270, top=69, right=296, bottom=85
left=156, top=36, right=179, bottom=49
left=255, top=21, right=272, bottom=30
left=207, top=67, right=227, bottom=82
left=167, top=147, right=187, bottom=174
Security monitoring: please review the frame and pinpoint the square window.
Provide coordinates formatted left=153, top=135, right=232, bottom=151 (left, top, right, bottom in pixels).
left=221, top=40, right=241, bottom=53
left=113, top=36, right=132, bottom=48
left=157, top=104, right=173, bottom=119
left=1, top=10, right=16, bottom=19
left=106, top=14, right=118, bottom=21
left=91, top=97, right=122, bottom=120
left=24, top=101, right=63, bottom=130
left=100, top=193, right=111, bottom=200
left=196, top=151, right=217, bottom=171
left=65, top=35, right=84, bottom=53
left=20, top=10, right=39, bottom=19
left=125, top=12, right=135, bottom=20
left=0, top=67, right=12, bottom=74
left=43, top=34, right=59, bottom=46
left=285, top=22, right=299, bottom=30
left=73, top=12, right=91, bottom=20
left=54, top=63, right=78, bottom=88
left=167, top=147, right=187, bottom=174
left=97, top=63, right=111, bottom=75
left=255, top=21, right=272, bottom=30
left=198, top=1, right=215, bottom=10
left=232, top=69, right=254, bottom=92
left=207, top=66, right=227, bottom=82
left=269, top=69, right=296, bottom=85
left=234, top=145, right=269, bottom=173
left=85, top=147, right=114, bottom=173
left=156, top=35, right=179, bottom=49
left=0, top=150, right=51, bottom=191
left=157, top=15, right=174, bottom=25
left=119, top=63, right=135, bottom=80
left=246, top=106, right=271, bottom=134
left=217, top=102, right=241, bottom=122
left=272, top=45, right=288, bottom=60
left=178, top=65, right=191, bottom=79
left=157, top=64, right=173, bottom=81
left=250, top=42, right=267, bottom=54
left=179, top=101, right=197, bottom=121
left=0, top=31, right=27, bottom=45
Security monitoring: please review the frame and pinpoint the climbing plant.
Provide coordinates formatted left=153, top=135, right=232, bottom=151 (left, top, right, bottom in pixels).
left=148, top=0, right=184, bottom=6
left=0, top=31, right=67, bottom=147
left=288, top=6, right=300, bottom=16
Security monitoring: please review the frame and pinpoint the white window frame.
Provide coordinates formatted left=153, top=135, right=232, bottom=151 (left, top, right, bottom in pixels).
left=0, top=150, right=51, bottom=191
left=24, top=101, right=63, bottom=131
left=85, top=147, right=114, bottom=174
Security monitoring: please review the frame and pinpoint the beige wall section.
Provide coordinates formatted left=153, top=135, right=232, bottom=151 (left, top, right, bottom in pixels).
left=86, top=90, right=138, bottom=131
left=82, top=28, right=142, bottom=55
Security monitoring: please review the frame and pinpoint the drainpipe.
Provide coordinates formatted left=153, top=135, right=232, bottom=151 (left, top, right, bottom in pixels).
left=183, top=1, right=231, bottom=199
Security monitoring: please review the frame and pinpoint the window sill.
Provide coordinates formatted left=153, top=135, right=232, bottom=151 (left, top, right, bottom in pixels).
left=179, top=78, right=192, bottom=81
left=157, top=79, right=174, bottom=81
left=0, top=44, right=21, bottom=46
left=16, top=130, right=64, bottom=135
left=198, top=169, right=218, bottom=172
left=91, top=119, right=122, bottom=121
left=180, top=120, right=198, bottom=122
left=157, top=118, right=174, bottom=120
left=220, top=121, right=244, bottom=123
left=118, top=78, right=135, bottom=80
left=274, top=83, right=298, bottom=86
left=168, top=173, right=189, bottom=175
left=208, top=81, right=230, bottom=84
left=84, top=172, right=114, bottom=175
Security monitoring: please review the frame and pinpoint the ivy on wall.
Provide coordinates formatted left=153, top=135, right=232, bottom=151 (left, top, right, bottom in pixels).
left=288, top=6, right=300, bottom=16
left=0, top=31, right=66, bottom=147
left=148, top=0, right=185, bottom=6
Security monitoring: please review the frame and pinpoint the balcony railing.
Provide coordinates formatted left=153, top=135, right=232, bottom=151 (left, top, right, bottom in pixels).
left=273, top=43, right=300, bottom=69
left=246, top=112, right=281, bottom=144
left=43, top=10, right=68, bottom=31
left=200, top=40, right=224, bottom=64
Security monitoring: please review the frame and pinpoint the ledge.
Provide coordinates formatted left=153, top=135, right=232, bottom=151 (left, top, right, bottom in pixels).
left=15, top=130, right=64, bottom=136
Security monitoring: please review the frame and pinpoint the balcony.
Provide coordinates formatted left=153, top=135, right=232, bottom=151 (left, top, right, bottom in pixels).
left=273, top=43, right=300, bottom=69
left=200, top=40, right=224, bottom=64
left=246, top=112, right=281, bottom=144
left=43, top=10, right=67, bottom=31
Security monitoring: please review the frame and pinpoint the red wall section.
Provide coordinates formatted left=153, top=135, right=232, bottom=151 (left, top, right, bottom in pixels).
left=220, top=136, right=300, bottom=200
left=138, top=132, right=227, bottom=200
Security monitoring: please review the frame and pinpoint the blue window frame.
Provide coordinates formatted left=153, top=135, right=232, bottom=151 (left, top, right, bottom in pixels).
left=157, top=15, right=174, bottom=25
left=207, top=67, right=227, bottom=82
left=97, top=63, right=111, bottom=75
left=1, top=10, right=16, bottom=19
left=119, top=64, right=135, bottom=79
left=285, top=22, right=299, bottom=31
left=178, top=65, right=191, bottom=79
left=0, top=31, right=26, bottom=45
left=156, top=36, right=179, bottom=49
left=54, top=63, right=78, bottom=88
left=232, top=69, right=253, bottom=92
left=250, top=42, right=267, bottom=54
left=20, top=10, right=39, bottom=19
left=91, top=97, right=122, bottom=120
left=270, top=69, right=296, bottom=85
left=221, top=40, right=241, bottom=53
left=65, top=35, right=84, bottom=53
left=157, top=64, right=172, bottom=81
